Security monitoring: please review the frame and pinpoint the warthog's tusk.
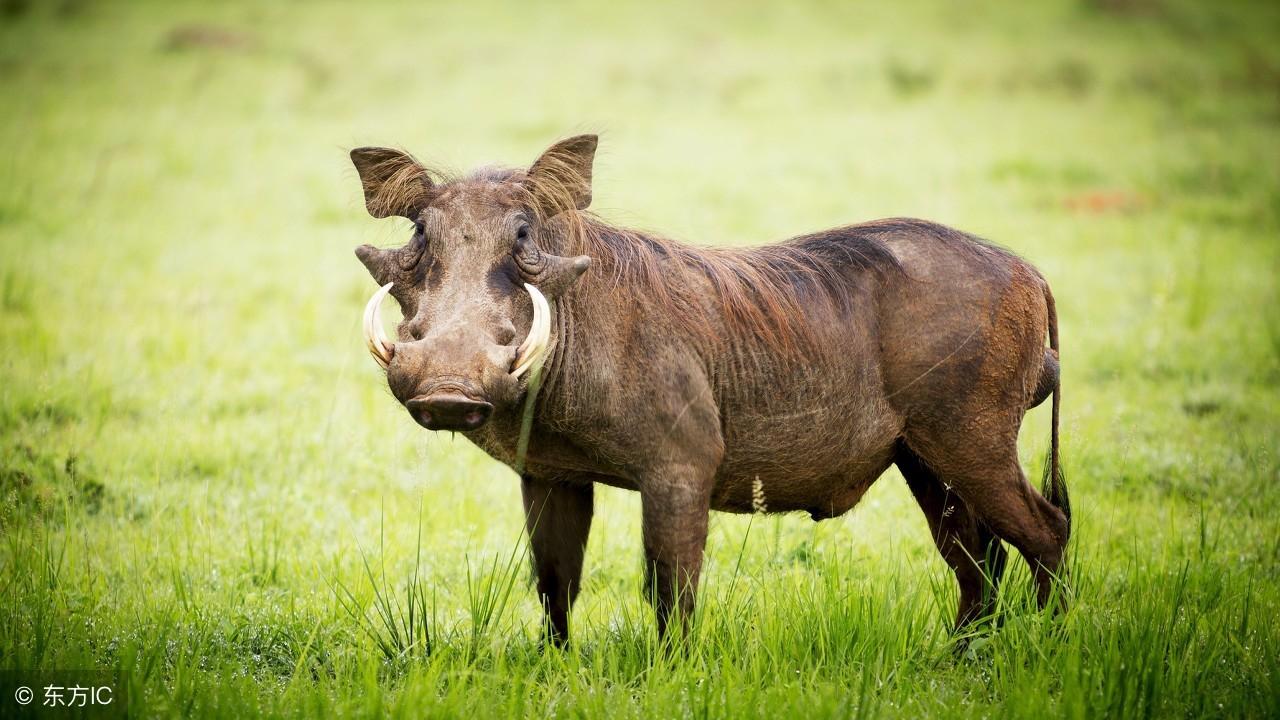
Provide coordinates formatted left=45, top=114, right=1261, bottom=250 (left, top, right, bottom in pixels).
left=363, top=282, right=395, bottom=370
left=512, top=283, right=550, bottom=378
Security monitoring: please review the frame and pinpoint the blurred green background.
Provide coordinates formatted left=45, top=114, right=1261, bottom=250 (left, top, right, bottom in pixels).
left=1, top=0, right=1277, bottom=717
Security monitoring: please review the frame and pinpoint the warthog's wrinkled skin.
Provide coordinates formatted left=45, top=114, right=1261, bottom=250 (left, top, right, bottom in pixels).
left=349, top=136, right=1070, bottom=644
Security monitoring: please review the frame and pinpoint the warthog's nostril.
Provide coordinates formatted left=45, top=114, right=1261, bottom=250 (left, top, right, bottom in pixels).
left=406, top=394, right=493, bottom=431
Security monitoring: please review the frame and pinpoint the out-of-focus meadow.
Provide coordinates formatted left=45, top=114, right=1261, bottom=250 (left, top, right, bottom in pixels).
left=1, top=0, right=1278, bottom=717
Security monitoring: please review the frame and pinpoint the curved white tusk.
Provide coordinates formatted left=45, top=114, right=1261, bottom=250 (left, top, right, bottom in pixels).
left=512, top=283, right=550, bottom=378
left=362, top=282, right=396, bottom=370
left=514, top=284, right=543, bottom=358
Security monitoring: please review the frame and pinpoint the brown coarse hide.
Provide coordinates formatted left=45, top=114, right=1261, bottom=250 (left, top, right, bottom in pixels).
left=349, top=136, right=1071, bottom=645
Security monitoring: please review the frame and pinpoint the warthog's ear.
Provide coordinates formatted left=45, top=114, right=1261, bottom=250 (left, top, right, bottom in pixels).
left=525, top=134, right=597, bottom=219
left=350, top=147, right=435, bottom=219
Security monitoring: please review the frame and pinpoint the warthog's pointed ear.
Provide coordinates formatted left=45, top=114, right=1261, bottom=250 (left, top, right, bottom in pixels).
left=350, top=147, right=435, bottom=219
left=525, top=134, right=597, bottom=219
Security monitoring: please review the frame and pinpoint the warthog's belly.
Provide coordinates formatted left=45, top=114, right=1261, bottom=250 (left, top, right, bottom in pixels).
left=710, top=453, right=897, bottom=519
left=709, top=386, right=902, bottom=518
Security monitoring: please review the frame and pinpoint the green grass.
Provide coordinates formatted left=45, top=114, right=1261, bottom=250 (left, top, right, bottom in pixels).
left=1, top=0, right=1278, bottom=717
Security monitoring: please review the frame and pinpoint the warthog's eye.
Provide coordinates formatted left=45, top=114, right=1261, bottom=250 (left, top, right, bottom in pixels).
left=397, top=222, right=427, bottom=270
left=513, top=228, right=540, bottom=274
left=513, top=226, right=531, bottom=253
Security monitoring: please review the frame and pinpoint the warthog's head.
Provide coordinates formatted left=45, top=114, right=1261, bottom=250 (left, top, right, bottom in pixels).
left=351, top=136, right=596, bottom=432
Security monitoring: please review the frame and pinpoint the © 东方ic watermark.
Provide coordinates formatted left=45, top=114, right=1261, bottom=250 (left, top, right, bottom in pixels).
left=13, top=683, right=114, bottom=707
left=4, top=671, right=124, bottom=716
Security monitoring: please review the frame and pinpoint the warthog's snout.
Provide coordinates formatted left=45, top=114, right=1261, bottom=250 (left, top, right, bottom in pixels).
left=362, top=282, right=553, bottom=380
left=361, top=278, right=557, bottom=433
left=406, top=393, right=494, bottom=431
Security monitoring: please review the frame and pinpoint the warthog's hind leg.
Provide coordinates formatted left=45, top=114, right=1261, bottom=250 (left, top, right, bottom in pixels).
left=905, top=424, right=1069, bottom=613
left=896, top=442, right=1008, bottom=633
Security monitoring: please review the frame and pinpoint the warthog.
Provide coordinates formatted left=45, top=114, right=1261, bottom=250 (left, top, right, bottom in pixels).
left=350, top=135, right=1070, bottom=643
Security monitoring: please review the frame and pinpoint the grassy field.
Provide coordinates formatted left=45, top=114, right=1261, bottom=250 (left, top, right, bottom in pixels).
left=1, top=0, right=1278, bottom=717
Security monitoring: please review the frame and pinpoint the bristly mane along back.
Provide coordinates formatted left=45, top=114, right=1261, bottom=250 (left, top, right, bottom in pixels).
left=554, top=212, right=912, bottom=355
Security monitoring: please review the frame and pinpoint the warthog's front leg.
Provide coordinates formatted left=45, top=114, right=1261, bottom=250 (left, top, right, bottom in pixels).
left=640, top=468, right=713, bottom=640
left=521, top=474, right=594, bottom=646
left=627, top=358, right=722, bottom=640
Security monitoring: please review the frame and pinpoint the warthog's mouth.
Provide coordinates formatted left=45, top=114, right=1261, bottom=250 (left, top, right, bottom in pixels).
left=405, top=392, right=493, bottom=431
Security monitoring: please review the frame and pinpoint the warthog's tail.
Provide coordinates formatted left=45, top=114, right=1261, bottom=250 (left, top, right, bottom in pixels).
left=1041, top=284, right=1071, bottom=534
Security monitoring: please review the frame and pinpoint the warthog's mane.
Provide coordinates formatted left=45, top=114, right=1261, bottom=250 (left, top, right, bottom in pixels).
left=556, top=214, right=1022, bottom=357
left=554, top=212, right=921, bottom=356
